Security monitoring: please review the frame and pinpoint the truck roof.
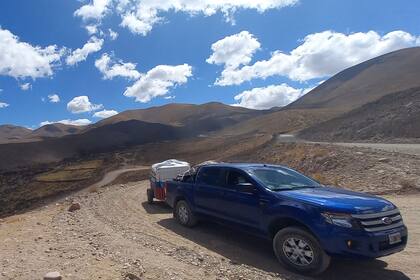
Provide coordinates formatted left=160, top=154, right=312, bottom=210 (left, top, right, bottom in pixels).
left=200, top=162, right=289, bottom=170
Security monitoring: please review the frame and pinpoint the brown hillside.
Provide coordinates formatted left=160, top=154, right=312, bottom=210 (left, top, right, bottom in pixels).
left=287, top=47, right=420, bottom=112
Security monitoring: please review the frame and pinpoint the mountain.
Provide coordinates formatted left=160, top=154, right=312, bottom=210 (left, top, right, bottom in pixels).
left=287, top=47, right=420, bottom=112
left=30, top=123, right=85, bottom=139
left=0, top=125, right=32, bottom=144
left=0, top=103, right=268, bottom=170
left=0, top=102, right=266, bottom=145
left=298, top=87, right=420, bottom=142
left=0, top=120, right=182, bottom=170
left=94, top=102, right=266, bottom=132
left=0, top=123, right=86, bottom=144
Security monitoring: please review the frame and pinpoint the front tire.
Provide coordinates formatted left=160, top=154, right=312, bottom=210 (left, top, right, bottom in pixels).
left=273, top=226, right=330, bottom=275
left=174, top=200, right=197, bottom=227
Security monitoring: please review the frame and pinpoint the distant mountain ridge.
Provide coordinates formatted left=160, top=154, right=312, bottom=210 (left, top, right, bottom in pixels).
left=0, top=102, right=266, bottom=144
left=287, top=47, right=420, bottom=112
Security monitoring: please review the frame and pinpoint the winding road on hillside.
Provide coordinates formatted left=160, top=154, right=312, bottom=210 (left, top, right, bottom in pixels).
left=277, top=134, right=420, bottom=156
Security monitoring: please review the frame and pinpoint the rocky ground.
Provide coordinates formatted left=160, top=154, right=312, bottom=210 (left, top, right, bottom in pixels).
left=0, top=178, right=419, bottom=280
left=1, top=142, right=420, bottom=280
left=235, top=142, right=420, bottom=195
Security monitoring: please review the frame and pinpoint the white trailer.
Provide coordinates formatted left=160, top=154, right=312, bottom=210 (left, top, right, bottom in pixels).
left=148, top=159, right=190, bottom=203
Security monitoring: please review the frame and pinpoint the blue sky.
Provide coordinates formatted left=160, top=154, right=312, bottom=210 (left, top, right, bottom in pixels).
left=0, top=0, right=419, bottom=128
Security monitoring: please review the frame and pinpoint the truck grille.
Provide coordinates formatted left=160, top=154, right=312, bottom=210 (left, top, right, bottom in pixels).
left=351, top=209, right=404, bottom=232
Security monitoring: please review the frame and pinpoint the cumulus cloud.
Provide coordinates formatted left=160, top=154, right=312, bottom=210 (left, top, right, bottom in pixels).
left=66, top=36, right=103, bottom=66
left=40, top=119, right=92, bottom=126
left=108, top=29, right=119, bottom=40
left=74, top=0, right=112, bottom=21
left=19, top=83, right=31, bottom=91
left=233, top=83, right=311, bottom=109
left=85, top=24, right=99, bottom=35
left=206, top=31, right=260, bottom=69
left=75, top=0, right=298, bottom=36
left=124, top=64, right=192, bottom=102
left=67, top=96, right=103, bottom=113
left=48, top=94, right=60, bottom=103
left=0, top=102, right=9, bottom=108
left=0, top=27, right=64, bottom=79
left=95, top=53, right=141, bottom=80
left=93, top=109, right=119, bottom=118
left=210, top=30, right=420, bottom=85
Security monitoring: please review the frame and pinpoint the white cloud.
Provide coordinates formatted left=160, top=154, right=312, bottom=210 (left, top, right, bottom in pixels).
left=210, top=30, right=420, bottom=85
left=66, top=36, right=104, bottom=66
left=124, top=64, right=192, bottom=102
left=19, top=83, right=31, bottom=91
left=40, top=119, right=92, bottom=127
left=233, top=83, right=311, bottom=109
left=93, top=109, right=119, bottom=118
left=75, top=0, right=298, bottom=36
left=48, top=94, right=60, bottom=103
left=206, top=31, right=260, bottom=69
left=0, top=102, right=9, bottom=108
left=108, top=29, right=119, bottom=40
left=67, top=96, right=103, bottom=113
left=74, top=0, right=112, bottom=21
left=0, top=27, right=64, bottom=79
left=164, top=95, right=175, bottom=100
left=95, top=53, right=141, bottom=80
left=85, top=24, right=99, bottom=35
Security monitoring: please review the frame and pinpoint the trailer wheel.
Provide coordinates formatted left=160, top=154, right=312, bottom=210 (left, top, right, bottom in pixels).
left=273, top=226, right=330, bottom=275
left=147, top=188, right=154, bottom=204
left=174, top=200, right=197, bottom=227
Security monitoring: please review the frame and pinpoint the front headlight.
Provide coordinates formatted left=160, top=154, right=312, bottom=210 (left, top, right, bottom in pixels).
left=321, top=212, right=353, bottom=228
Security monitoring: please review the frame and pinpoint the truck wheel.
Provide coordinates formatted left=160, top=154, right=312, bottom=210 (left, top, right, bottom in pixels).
left=147, top=188, right=154, bottom=204
left=273, top=226, right=330, bottom=275
left=174, top=200, right=197, bottom=227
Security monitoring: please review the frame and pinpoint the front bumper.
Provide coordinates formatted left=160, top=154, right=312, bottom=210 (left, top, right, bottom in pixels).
left=320, top=225, right=408, bottom=259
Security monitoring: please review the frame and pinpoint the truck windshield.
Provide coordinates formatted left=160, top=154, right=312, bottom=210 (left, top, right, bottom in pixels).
left=250, top=168, right=321, bottom=191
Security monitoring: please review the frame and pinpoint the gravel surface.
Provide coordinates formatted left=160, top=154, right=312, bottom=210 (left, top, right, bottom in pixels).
left=0, top=174, right=419, bottom=280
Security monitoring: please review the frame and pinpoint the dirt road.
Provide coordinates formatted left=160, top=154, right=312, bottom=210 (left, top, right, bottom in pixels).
left=277, top=134, right=420, bottom=156
left=0, top=174, right=418, bottom=280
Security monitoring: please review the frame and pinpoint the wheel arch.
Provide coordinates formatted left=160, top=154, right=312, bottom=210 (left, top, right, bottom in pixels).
left=268, top=216, right=318, bottom=240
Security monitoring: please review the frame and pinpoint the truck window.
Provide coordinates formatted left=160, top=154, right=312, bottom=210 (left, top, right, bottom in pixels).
left=227, top=170, right=251, bottom=186
left=197, top=167, right=225, bottom=186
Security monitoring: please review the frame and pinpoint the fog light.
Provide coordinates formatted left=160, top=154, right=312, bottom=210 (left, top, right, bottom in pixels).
left=347, top=240, right=352, bottom=248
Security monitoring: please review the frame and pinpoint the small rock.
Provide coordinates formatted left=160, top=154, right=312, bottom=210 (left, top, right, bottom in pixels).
left=124, top=273, right=142, bottom=280
left=44, top=271, right=62, bottom=280
left=378, top=157, right=390, bottom=163
left=68, top=202, right=81, bottom=212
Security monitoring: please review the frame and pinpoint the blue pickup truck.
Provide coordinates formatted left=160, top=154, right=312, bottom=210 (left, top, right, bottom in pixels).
left=165, top=163, right=407, bottom=274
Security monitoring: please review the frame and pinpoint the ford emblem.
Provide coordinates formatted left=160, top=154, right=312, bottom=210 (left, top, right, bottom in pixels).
left=382, top=217, right=393, bottom=225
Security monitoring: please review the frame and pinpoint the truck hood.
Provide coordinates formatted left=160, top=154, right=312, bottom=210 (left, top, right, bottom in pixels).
left=277, top=186, right=395, bottom=214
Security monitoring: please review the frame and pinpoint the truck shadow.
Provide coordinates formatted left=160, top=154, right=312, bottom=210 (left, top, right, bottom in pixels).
left=142, top=201, right=173, bottom=214
left=158, top=218, right=410, bottom=280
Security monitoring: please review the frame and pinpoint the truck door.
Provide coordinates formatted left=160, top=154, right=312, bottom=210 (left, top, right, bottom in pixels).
left=194, top=166, right=229, bottom=217
left=220, top=168, right=262, bottom=228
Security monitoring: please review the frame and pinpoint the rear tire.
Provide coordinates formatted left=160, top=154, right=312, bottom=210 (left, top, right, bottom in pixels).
left=147, top=188, right=154, bottom=204
left=273, top=226, right=330, bottom=275
left=174, top=200, right=197, bottom=227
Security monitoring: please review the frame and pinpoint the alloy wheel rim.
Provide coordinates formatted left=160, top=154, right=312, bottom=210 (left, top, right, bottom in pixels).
left=178, top=205, right=189, bottom=224
left=282, top=237, right=314, bottom=266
